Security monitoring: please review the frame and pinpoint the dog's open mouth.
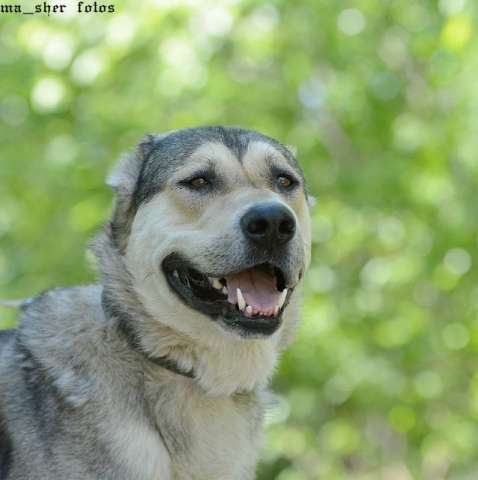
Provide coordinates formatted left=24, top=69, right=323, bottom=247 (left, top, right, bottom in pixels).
left=162, top=254, right=292, bottom=336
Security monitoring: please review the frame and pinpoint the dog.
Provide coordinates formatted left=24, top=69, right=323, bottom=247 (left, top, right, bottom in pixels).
left=0, top=126, right=312, bottom=479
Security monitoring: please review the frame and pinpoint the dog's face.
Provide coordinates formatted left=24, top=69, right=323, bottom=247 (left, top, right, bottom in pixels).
left=110, top=127, right=311, bottom=341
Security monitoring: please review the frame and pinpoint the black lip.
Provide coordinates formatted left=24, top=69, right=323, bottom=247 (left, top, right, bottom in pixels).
left=161, top=253, right=292, bottom=337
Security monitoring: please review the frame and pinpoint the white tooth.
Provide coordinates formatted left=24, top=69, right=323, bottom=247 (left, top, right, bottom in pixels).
left=212, top=278, right=222, bottom=290
left=237, top=288, right=246, bottom=311
left=222, top=286, right=228, bottom=295
left=246, top=305, right=253, bottom=315
left=278, top=289, right=288, bottom=309
left=173, top=270, right=179, bottom=278
left=274, top=306, right=279, bottom=316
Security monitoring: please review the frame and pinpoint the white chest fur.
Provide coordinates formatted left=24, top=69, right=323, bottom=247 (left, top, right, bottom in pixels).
left=109, top=414, right=172, bottom=480
left=146, top=378, right=263, bottom=480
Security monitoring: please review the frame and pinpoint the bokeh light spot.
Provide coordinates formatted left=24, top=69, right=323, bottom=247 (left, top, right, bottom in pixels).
left=442, top=322, right=469, bottom=350
left=71, top=50, right=104, bottom=85
left=439, top=0, right=467, bottom=16
left=31, top=77, right=66, bottom=113
left=441, top=15, right=472, bottom=51
left=443, top=248, right=471, bottom=276
left=414, top=371, right=443, bottom=399
left=337, top=9, right=366, bottom=36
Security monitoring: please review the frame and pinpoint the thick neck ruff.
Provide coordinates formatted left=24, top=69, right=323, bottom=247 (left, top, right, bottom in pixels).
left=115, top=306, right=195, bottom=379
left=101, top=289, right=195, bottom=379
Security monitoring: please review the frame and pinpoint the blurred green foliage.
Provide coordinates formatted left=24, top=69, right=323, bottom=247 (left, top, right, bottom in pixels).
left=1, top=0, right=478, bottom=478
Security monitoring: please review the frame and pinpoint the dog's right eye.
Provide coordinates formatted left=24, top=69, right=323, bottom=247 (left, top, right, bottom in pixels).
left=180, top=176, right=210, bottom=190
left=189, top=177, right=208, bottom=189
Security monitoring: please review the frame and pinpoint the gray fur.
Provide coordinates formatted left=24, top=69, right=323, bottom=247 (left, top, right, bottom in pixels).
left=0, top=126, right=311, bottom=480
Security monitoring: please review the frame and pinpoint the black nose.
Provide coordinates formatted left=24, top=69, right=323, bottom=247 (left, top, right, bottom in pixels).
left=240, top=202, right=296, bottom=250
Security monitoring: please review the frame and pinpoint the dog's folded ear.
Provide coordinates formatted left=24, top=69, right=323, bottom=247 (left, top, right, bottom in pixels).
left=105, top=131, right=174, bottom=252
left=108, top=134, right=157, bottom=194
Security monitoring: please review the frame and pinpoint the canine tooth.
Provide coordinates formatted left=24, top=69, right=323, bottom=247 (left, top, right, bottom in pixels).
left=173, top=270, right=179, bottom=278
left=274, top=306, right=279, bottom=316
left=237, top=288, right=246, bottom=311
left=278, top=289, right=288, bottom=309
left=246, top=305, right=253, bottom=315
left=211, top=278, right=222, bottom=290
left=222, top=286, right=228, bottom=295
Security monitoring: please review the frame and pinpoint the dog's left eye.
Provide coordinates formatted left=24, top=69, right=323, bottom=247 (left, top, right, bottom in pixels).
left=276, top=174, right=296, bottom=189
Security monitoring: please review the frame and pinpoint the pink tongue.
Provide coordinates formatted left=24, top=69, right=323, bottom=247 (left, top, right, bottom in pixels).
left=225, top=268, right=280, bottom=316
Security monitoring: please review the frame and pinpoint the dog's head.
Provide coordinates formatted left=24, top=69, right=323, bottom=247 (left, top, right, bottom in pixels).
left=106, top=127, right=311, bottom=346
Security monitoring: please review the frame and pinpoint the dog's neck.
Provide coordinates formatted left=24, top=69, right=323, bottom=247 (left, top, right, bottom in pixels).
left=93, top=229, right=280, bottom=396
left=108, top=296, right=195, bottom=379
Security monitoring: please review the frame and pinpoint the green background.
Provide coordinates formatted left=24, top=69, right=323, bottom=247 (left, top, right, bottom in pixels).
left=1, top=0, right=477, bottom=478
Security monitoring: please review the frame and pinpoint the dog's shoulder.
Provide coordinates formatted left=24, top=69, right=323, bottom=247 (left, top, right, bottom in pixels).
left=15, top=285, right=108, bottom=408
left=18, top=284, right=104, bottom=343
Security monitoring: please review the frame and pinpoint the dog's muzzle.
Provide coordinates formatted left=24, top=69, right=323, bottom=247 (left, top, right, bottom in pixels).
left=161, top=202, right=301, bottom=337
